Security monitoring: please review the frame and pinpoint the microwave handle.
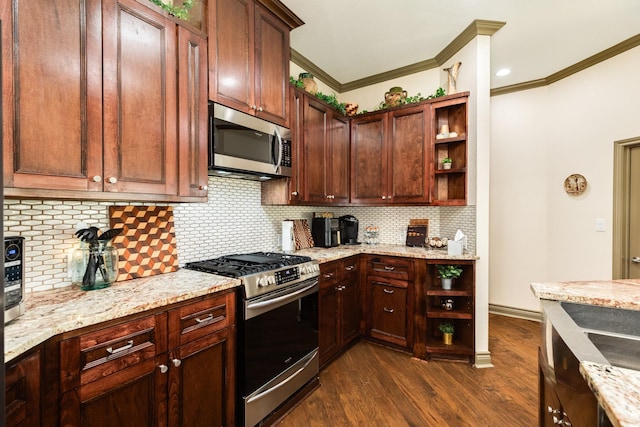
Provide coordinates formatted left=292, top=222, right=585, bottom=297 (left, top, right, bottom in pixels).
left=273, top=127, right=283, bottom=173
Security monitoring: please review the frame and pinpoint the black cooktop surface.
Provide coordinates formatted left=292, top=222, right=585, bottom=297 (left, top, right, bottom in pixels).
left=185, top=252, right=312, bottom=278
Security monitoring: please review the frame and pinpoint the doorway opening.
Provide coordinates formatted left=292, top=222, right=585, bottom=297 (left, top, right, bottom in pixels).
left=613, top=136, right=640, bottom=279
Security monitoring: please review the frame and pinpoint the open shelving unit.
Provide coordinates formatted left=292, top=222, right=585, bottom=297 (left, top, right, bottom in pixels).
left=431, top=93, right=469, bottom=205
left=424, top=259, right=475, bottom=361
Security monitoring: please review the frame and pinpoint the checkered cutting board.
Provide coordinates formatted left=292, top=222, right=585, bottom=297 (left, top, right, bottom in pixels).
left=109, top=205, right=179, bottom=281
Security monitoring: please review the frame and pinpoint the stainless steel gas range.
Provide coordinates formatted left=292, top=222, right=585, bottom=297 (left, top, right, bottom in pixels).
left=186, top=252, right=320, bottom=427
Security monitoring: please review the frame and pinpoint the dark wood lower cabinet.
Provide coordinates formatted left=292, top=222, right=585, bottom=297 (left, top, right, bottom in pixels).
left=168, top=327, right=236, bottom=427
left=54, top=291, right=236, bottom=427
left=5, top=349, right=41, bottom=427
left=319, top=257, right=360, bottom=366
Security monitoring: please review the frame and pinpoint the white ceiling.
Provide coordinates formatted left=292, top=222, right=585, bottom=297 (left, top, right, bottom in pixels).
left=279, top=0, right=640, bottom=89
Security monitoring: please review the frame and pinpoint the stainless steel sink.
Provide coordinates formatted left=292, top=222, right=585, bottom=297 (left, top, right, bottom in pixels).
left=561, top=301, right=640, bottom=336
left=557, top=301, right=640, bottom=370
left=586, top=331, right=640, bottom=370
left=543, top=299, right=640, bottom=370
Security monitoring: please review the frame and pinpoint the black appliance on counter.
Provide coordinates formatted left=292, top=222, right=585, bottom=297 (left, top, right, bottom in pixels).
left=311, top=217, right=340, bottom=247
left=4, top=236, right=25, bottom=323
left=339, top=215, right=359, bottom=245
left=186, top=252, right=320, bottom=427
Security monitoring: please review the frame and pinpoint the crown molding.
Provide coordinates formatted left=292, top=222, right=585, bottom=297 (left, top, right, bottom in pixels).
left=257, top=0, right=304, bottom=29
left=291, top=19, right=505, bottom=94
left=491, top=33, right=640, bottom=97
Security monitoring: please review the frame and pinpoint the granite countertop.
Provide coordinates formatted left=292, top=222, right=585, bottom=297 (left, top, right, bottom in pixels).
left=5, top=244, right=475, bottom=363
left=296, top=243, right=478, bottom=263
left=531, top=279, right=640, bottom=427
left=5, top=269, right=240, bottom=363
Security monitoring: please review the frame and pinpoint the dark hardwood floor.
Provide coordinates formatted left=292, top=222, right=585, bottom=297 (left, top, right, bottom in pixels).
left=277, top=314, right=540, bottom=427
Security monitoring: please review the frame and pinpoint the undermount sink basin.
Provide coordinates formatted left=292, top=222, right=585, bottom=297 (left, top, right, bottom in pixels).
left=586, top=331, right=640, bottom=371
left=561, top=301, right=640, bottom=336
left=549, top=301, right=640, bottom=370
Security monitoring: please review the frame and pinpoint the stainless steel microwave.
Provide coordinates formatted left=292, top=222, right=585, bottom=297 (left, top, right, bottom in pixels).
left=208, top=102, right=292, bottom=180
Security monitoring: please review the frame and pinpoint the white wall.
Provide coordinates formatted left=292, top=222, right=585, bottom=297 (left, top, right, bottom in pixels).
left=490, top=45, right=640, bottom=312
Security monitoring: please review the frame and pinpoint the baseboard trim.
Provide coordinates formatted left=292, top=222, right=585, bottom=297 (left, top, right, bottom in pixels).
left=489, top=304, right=542, bottom=322
left=474, top=351, right=493, bottom=368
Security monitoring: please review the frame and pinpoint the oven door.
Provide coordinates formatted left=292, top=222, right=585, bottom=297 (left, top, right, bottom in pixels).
left=241, top=278, right=319, bottom=427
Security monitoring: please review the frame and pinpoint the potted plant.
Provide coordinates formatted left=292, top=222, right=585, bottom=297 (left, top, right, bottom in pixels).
left=436, top=264, right=463, bottom=290
left=442, top=157, right=453, bottom=170
left=439, top=322, right=455, bottom=345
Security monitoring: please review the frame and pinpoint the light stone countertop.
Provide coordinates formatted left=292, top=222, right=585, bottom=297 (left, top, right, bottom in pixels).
left=5, top=244, right=476, bottom=363
left=295, top=243, right=478, bottom=263
left=531, top=279, right=640, bottom=427
left=4, top=269, right=240, bottom=363
left=580, top=362, right=640, bottom=427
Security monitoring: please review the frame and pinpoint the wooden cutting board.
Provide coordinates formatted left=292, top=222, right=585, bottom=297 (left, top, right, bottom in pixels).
left=109, top=205, right=179, bottom=281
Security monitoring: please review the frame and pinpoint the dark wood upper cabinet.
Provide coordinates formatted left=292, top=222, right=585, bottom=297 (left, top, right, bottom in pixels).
left=177, top=26, right=209, bottom=198
left=208, top=0, right=302, bottom=127
left=350, top=112, right=388, bottom=204
left=102, top=0, right=178, bottom=196
left=300, top=94, right=349, bottom=204
left=1, top=0, right=104, bottom=193
left=2, top=0, right=209, bottom=202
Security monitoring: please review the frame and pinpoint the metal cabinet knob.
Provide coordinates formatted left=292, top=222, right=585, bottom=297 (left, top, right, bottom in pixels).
left=92, top=175, right=102, bottom=183
left=198, top=184, right=208, bottom=191
left=159, top=364, right=168, bottom=374
left=172, top=358, right=182, bottom=367
left=257, top=106, right=264, bottom=112
left=632, top=257, right=640, bottom=263
left=107, top=177, right=118, bottom=184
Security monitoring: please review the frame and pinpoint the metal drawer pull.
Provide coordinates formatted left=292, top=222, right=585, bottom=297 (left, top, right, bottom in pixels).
left=106, top=340, right=133, bottom=355
left=383, top=288, right=394, bottom=294
left=195, top=314, right=214, bottom=323
left=632, top=257, right=640, bottom=263
left=384, top=266, right=395, bottom=271
left=323, top=273, right=334, bottom=279
left=345, top=265, right=355, bottom=271
left=383, top=307, right=394, bottom=313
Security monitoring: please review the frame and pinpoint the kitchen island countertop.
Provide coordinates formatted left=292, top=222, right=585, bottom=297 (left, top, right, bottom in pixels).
left=4, top=269, right=240, bottom=363
left=532, top=279, right=640, bottom=427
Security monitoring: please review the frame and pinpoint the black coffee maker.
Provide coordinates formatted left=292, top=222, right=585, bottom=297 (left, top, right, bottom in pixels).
left=339, top=215, right=359, bottom=245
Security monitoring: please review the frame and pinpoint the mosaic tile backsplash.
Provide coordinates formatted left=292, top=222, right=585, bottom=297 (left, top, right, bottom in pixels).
left=4, top=176, right=476, bottom=292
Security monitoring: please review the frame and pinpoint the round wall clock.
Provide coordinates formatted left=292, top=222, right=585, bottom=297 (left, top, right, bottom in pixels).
left=564, top=173, right=587, bottom=195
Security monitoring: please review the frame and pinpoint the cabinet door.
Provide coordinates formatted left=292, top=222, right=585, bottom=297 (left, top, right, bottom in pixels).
left=319, top=285, right=340, bottom=366
left=340, top=279, right=360, bottom=346
left=301, top=97, right=329, bottom=203
left=368, top=279, right=409, bottom=348
left=328, top=113, right=350, bottom=204
left=2, top=0, right=103, bottom=192
left=60, top=357, right=163, bottom=427
left=169, top=328, right=236, bottom=427
left=5, top=350, right=41, bottom=427
left=253, top=2, right=289, bottom=127
left=208, top=0, right=253, bottom=114
left=350, top=113, right=388, bottom=204
left=388, top=105, right=430, bottom=204
left=102, top=0, right=178, bottom=195
left=177, top=26, right=209, bottom=198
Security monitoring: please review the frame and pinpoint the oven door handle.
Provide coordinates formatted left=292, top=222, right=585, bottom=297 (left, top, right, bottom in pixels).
left=246, top=279, right=319, bottom=310
left=246, top=349, right=318, bottom=404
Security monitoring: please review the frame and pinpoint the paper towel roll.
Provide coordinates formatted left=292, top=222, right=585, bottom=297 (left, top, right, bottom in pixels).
left=282, top=220, right=295, bottom=252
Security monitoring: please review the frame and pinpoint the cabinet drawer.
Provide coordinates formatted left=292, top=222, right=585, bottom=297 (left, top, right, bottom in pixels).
left=169, top=291, right=235, bottom=348
left=340, top=257, right=358, bottom=276
left=60, top=314, right=164, bottom=391
left=319, top=261, right=340, bottom=289
left=369, top=256, right=413, bottom=280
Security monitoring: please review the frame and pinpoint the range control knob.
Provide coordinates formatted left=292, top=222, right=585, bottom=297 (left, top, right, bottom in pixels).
left=257, top=276, right=269, bottom=287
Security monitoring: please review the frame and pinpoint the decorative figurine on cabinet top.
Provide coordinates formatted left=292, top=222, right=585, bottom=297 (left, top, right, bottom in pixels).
left=443, top=62, right=462, bottom=95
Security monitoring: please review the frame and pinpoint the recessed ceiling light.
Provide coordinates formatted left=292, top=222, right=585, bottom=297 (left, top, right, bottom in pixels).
left=496, top=68, right=511, bottom=77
